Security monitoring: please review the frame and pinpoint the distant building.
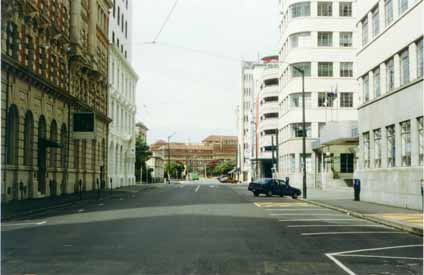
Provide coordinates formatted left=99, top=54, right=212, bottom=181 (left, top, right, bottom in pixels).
left=355, top=0, right=423, bottom=209
left=202, top=135, right=237, bottom=162
left=146, top=154, right=164, bottom=183
left=136, top=122, right=148, bottom=141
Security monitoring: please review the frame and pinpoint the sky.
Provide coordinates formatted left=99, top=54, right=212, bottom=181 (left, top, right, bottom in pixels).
left=132, top=0, right=280, bottom=144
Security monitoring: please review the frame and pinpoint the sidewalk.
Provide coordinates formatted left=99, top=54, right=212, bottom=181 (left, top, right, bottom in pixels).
left=304, top=188, right=423, bottom=236
left=1, top=184, right=157, bottom=221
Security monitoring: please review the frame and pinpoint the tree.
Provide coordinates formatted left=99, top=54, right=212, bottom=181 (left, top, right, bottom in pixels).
left=135, top=135, right=152, bottom=183
left=164, top=161, right=184, bottom=179
left=213, top=160, right=236, bottom=176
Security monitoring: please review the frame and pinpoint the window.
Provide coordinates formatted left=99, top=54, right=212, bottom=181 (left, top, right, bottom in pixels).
left=23, top=111, right=34, bottom=166
left=290, top=32, right=311, bottom=48
left=125, top=21, right=128, bottom=38
left=385, top=0, right=394, bottom=26
left=400, top=48, right=409, bottom=85
left=340, top=154, right=354, bottom=173
left=374, top=129, right=382, bottom=168
left=6, top=105, right=19, bottom=165
left=374, top=67, right=381, bottom=97
left=417, top=38, right=423, bottom=78
left=340, top=32, right=353, bottom=47
left=363, top=132, right=370, bottom=168
left=362, top=17, right=369, bottom=46
left=289, top=154, right=296, bottom=173
left=339, top=2, right=352, bottom=16
left=340, top=93, right=353, bottom=107
left=292, top=62, right=311, bottom=77
left=363, top=74, right=370, bottom=102
left=117, top=6, right=120, bottom=25
left=113, top=0, right=115, bottom=17
left=318, top=2, right=332, bottom=16
left=318, top=92, right=336, bottom=107
left=340, top=62, right=353, bottom=77
left=372, top=7, right=380, bottom=38
left=299, top=154, right=312, bottom=173
left=399, top=0, right=408, bottom=14
left=386, top=58, right=395, bottom=91
left=291, top=2, right=311, bottom=18
left=318, top=122, right=326, bottom=137
left=386, top=125, right=396, bottom=167
left=290, top=93, right=311, bottom=108
left=318, top=62, right=333, bottom=77
left=318, top=32, right=333, bottom=47
left=292, top=123, right=311, bottom=138
left=418, top=117, right=424, bottom=165
left=400, top=121, right=411, bottom=166
left=49, top=120, right=58, bottom=168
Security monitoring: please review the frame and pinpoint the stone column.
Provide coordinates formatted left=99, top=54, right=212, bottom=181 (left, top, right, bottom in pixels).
left=88, top=0, right=98, bottom=57
left=70, top=0, right=81, bottom=44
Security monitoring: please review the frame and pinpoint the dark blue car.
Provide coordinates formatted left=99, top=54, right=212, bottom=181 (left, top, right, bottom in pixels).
left=248, top=178, right=301, bottom=199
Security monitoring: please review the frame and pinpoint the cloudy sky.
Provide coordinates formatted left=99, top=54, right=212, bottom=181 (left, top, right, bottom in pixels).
left=132, top=0, right=280, bottom=144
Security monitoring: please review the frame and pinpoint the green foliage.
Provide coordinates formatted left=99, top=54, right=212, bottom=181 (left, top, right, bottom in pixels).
left=135, top=135, right=152, bottom=182
left=213, top=160, right=236, bottom=176
left=164, top=161, right=185, bottom=179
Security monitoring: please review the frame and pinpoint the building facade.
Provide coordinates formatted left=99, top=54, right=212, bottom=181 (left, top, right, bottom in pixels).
left=202, top=135, right=237, bottom=162
left=238, top=61, right=266, bottom=182
left=107, top=0, right=138, bottom=189
left=355, top=0, right=423, bottom=209
left=277, top=0, right=359, bottom=189
left=2, top=0, right=111, bottom=202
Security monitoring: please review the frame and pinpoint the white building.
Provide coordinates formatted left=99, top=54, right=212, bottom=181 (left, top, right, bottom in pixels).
left=258, top=58, right=281, bottom=178
left=355, top=0, right=423, bottom=209
left=108, top=0, right=138, bottom=188
left=278, top=0, right=359, bottom=189
left=239, top=61, right=266, bottom=182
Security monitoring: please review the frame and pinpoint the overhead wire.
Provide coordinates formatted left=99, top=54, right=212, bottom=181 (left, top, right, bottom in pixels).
left=151, top=0, right=179, bottom=43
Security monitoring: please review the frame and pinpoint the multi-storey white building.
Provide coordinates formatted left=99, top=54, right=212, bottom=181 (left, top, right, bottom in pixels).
left=108, top=0, right=138, bottom=188
left=258, top=57, right=281, bottom=178
left=355, top=0, right=423, bottom=209
left=239, top=61, right=265, bottom=182
left=278, top=0, right=359, bottom=189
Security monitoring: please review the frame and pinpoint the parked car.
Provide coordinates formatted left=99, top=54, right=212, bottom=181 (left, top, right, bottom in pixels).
left=248, top=178, right=301, bottom=199
left=217, top=175, right=229, bottom=182
left=190, top=172, right=199, bottom=181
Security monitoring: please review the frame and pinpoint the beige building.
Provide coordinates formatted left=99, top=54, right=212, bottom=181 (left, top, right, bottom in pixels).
left=1, top=0, right=111, bottom=201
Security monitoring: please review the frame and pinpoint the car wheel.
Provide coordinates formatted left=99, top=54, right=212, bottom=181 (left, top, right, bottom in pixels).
left=280, top=194, right=284, bottom=197
left=266, top=190, right=272, bottom=197
left=292, top=193, right=298, bottom=199
left=253, top=191, right=259, bottom=197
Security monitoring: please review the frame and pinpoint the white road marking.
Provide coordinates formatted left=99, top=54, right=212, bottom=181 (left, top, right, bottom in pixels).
left=194, top=185, right=200, bottom=192
left=337, top=254, right=423, bottom=261
left=78, top=209, right=85, bottom=212
left=326, top=244, right=424, bottom=275
left=279, top=219, right=356, bottom=222
left=302, top=231, right=405, bottom=236
left=3, top=221, right=46, bottom=227
left=270, top=213, right=345, bottom=216
left=288, top=224, right=385, bottom=228
left=265, top=208, right=321, bottom=211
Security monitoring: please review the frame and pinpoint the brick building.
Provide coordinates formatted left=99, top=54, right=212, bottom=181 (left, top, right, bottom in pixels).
left=1, top=0, right=112, bottom=202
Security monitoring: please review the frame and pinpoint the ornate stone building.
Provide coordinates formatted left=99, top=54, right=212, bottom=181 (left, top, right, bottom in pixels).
left=1, top=0, right=112, bottom=202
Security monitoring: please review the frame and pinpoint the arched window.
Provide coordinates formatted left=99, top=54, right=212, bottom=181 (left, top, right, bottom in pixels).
left=74, top=140, right=80, bottom=170
left=49, top=120, right=58, bottom=167
left=38, top=115, right=47, bottom=194
left=23, top=111, right=34, bottom=166
left=6, top=105, right=19, bottom=165
left=92, top=139, right=97, bottom=170
left=82, top=140, right=87, bottom=170
left=60, top=124, right=67, bottom=168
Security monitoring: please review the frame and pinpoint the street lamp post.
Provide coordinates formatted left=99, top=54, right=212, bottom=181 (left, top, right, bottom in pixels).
left=292, top=66, right=307, bottom=199
left=167, top=132, right=176, bottom=183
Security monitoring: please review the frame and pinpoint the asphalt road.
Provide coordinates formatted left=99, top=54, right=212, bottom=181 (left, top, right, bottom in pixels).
left=2, top=179, right=423, bottom=275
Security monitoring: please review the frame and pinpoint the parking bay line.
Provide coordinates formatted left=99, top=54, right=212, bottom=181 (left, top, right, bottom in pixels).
left=270, top=213, right=346, bottom=216
left=336, top=254, right=423, bottom=261
left=194, top=185, right=200, bottom=192
left=3, top=221, right=47, bottom=227
left=265, top=208, right=323, bottom=211
left=279, top=219, right=357, bottom=222
left=302, top=231, right=406, bottom=236
left=288, top=224, right=386, bottom=228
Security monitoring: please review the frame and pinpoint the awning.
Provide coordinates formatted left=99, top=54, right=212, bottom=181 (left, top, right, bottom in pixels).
left=227, top=168, right=240, bottom=175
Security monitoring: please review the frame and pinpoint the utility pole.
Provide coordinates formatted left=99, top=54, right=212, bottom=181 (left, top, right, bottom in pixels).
left=167, top=132, right=176, bottom=182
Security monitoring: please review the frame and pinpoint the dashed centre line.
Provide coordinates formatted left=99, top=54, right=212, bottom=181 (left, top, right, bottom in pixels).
left=302, top=231, right=405, bottom=236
